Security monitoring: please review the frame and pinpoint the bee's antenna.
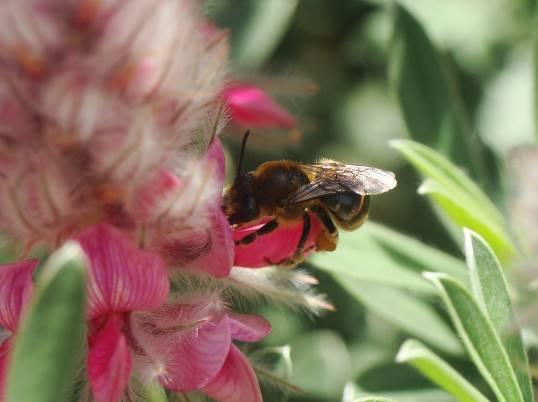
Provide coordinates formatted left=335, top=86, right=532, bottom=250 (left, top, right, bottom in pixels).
left=235, top=129, right=251, bottom=181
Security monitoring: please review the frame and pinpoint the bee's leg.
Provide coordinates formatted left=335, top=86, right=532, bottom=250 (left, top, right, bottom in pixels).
left=235, top=218, right=279, bottom=245
left=296, top=211, right=312, bottom=254
left=310, top=205, right=338, bottom=251
left=277, top=212, right=311, bottom=268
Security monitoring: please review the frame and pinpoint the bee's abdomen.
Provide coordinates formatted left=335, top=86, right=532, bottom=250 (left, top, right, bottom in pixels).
left=320, top=192, right=370, bottom=230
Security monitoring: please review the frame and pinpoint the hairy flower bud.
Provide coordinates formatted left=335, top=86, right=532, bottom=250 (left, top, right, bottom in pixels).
left=0, top=0, right=229, bottom=252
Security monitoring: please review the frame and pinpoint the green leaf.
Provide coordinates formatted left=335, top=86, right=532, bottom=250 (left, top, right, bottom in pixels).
left=424, top=273, right=524, bottom=402
left=6, top=242, right=87, bottom=402
left=288, top=330, right=351, bottom=399
left=232, top=0, right=298, bottom=71
left=418, top=180, right=514, bottom=263
left=391, top=139, right=516, bottom=262
left=353, top=398, right=398, bottom=402
left=350, top=388, right=454, bottom=402
left=364, top=222, right=467, bottom=281
left=388, top=3, right=486, bottom=179
left=396, top=339, right=490, bottom=402
left=375, top=389, right=456, bottom=402
left=310, top=221, right=468, bottom=294
left=334, top=278, right=463, bottom=356
left=464, top=229, right=533, bottom=402
left=141, top=383, right=168, bottom=402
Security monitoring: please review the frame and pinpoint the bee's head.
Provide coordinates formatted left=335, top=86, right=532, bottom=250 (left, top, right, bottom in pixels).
left=222, top=129, right=260, bottom=225
left=223, top=172, right=259, bottom=225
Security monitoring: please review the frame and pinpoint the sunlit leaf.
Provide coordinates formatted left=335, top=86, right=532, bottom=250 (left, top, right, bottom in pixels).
left=391, top=140, right=515, bottom=262
left=364, top=222, right=467, bottom=281
left=351, top=388, right=454, bottom=402
left=310, top=221, right=467, bottom=294
left=396, top=339, right=490, bottom=402
left=425, top=273, right=524, bottom=402
left=334, top=278, right=462, bottom=356
left=6, top=243, right=87, bottom=402
left=418, top=180, right=514, bottom=263
left=388, top=3, right=486, bottom=179
left=353, top=398, right=398, bottom=402
left=464, top=229, right=533, bottom=402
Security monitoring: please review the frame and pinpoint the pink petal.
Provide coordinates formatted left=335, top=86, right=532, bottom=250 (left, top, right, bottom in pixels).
left=229, top=313, right=271, bottom=343
left=233, top=212, right=324, bottom=268
left=206, top=139, right=226, bottom=188
left=0, top=260, right=37, bottom=331
left=0, top=338, right=12, bottom=401
left=223, top=84, right=295, bottom=129
left=186, top=206, right=234, bottom=277
left=130, top=302, right=232, bottom=391
left=76, top=224, right=169, bottom=318
left=88, top=314, right=132, bottom=402
left=203, top=345, right=263, bottom=402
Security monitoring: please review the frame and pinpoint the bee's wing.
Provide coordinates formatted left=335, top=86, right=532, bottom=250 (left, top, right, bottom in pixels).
left=289, top=162, right=397, bottom=204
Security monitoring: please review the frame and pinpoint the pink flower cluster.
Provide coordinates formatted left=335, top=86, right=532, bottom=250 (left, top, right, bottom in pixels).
left=0, top=225, right=270, bottom=402
left=0, top=1, right=302, bottom=401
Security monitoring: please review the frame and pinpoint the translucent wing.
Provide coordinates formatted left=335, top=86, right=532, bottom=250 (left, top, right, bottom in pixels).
left=289, top=160, right=397, bottom=204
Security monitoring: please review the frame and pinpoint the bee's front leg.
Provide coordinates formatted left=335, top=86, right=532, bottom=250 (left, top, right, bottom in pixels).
left=235, top=218, right=279, bottom=245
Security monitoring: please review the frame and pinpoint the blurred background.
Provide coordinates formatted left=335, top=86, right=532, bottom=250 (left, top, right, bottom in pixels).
left=205, top=1, right=537, bottom=401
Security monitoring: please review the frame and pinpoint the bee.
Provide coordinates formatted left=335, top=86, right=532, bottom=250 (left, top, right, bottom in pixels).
left=223, top=131, right=397, bottom=267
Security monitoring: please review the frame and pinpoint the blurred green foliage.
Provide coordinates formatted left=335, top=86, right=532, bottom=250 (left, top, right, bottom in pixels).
left=207, top=0, right=538, bottom=401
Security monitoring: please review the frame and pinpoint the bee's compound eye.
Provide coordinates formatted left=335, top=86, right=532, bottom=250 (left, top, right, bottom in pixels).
left=228, top=194, right=259, bottom=225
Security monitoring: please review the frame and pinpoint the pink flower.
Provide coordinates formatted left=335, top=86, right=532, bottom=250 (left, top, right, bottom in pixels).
left=223, top=84, right=295, bottom=129
left=130, top=300, right=270, bottom=402
left=136, top=139, right=234, bottom=277
left=0, top=224, right=269, bottom=402
left=233, top=212, right=325, bottom=268
left=86, top=222, right=269, bottom=402
left=77, top=224, right=169, bottom=402
left=0, top=2, right=311, bottom=401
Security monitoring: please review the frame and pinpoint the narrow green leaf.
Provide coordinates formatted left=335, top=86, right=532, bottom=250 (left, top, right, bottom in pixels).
left=364, top=222, right=467, bottom=281
left=388, top=3, right=485, bottom=179
left=396, top=339, right=490, bottom=402
left=425, top=273, right=524, bottom=402
left=334, top=278, right=463, bottom=355
left=464, top=229, right=533, bottom=402
left=391, top=140, right=501, bottom=223
left=232, top=0, right=298, bottom=71
left=391, top=140, right=516, bottom=262
left=7, top=242, right=87, bottom=402
left=419, top=180, right=515, bottom=262
left=353, top=388, right=454, bottom=402
left=310, top=221, right=468, bottom=294
left=312, top=246, right=435, bottom=295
